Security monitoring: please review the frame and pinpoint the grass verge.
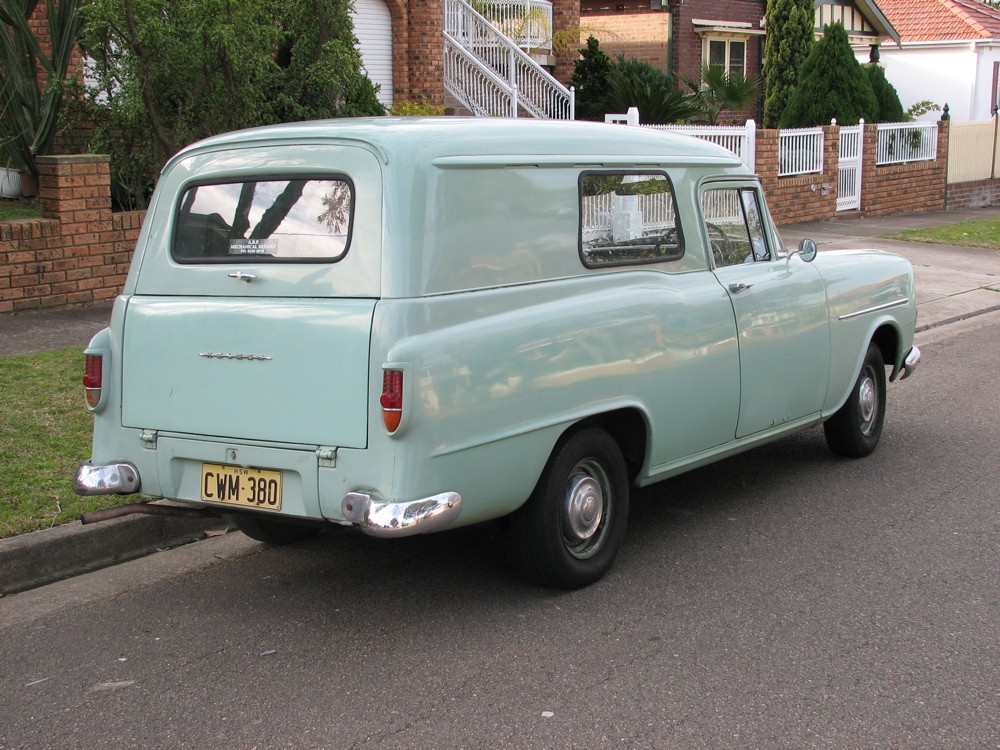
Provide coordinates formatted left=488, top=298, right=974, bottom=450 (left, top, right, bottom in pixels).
left=0, top=198, right=42, bottom=221
left=0, top=348, right=127, bottom=539
left=882, top=217, right=1000, bottom=250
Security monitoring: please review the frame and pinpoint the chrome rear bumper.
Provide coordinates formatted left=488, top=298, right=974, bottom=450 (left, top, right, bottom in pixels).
left=342, top=491, right=462, bottom=538
left=74, top=460, right=141, bottom=496
left=892, top=344, right=921, bottom=382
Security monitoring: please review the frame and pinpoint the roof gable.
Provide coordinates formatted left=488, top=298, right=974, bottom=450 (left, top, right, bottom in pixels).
left=876, top=0, right=1000, bottom=42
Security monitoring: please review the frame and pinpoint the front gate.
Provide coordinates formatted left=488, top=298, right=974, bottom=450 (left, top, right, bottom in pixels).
left=838, top=122, right=864, bottom=211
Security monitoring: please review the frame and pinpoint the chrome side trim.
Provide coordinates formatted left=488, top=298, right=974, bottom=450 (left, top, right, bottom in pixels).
left=342, top=491, right=462, bottom=538
left=74, top=461, right=141, bottom=496
left=199, top=352, right=272, bottom=361
left=838, top=298, right=909, bottom=321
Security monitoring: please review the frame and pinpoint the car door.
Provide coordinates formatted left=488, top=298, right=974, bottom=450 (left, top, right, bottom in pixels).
left=700, top=182, right=831, bottom=439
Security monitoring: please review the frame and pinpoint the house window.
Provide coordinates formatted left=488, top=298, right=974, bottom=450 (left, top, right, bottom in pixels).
left=704, top=38, right=746, bottom=77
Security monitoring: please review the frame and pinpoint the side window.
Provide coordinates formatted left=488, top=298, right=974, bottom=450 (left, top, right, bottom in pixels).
left=173, top=178, right=353, bottom=263
left=700, top=186, right=771, bottom=268
left=579, top=172, right=683, bottom=267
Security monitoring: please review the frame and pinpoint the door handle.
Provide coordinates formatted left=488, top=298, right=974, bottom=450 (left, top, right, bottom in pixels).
left=728, top=282, right=754, bottom=293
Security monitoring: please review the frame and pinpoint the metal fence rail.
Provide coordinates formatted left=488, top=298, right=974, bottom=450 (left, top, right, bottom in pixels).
left=444, top=0, right=573, bottom=120
left=778, top=127, right=824, bottom=177
left=876, top=122, right=938, bottom=166
left=477, top=0, right=553, bottom=50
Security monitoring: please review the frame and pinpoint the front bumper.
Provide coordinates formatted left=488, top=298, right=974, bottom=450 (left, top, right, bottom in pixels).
left=342, top=491, right=462, bottom=538
left=892, top=344, right=921, bottom=382
left=74, top=460, right=141, bottom=496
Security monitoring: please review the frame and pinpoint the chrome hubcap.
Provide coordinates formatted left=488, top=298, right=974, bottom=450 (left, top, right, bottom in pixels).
left=563, top=473, right=603, bottom=543
left=858, top=373, right=876, bottom=435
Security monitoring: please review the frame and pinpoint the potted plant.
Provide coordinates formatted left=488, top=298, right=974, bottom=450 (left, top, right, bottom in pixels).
left=0, top=146, right=22, bottom=199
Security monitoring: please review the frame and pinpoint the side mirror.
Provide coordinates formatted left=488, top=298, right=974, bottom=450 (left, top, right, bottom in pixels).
left=789, top=238, right=817, bottom=263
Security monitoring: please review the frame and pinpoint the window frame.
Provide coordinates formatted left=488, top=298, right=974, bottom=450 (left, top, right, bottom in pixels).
left=699, top=183, right=773, bottom=269
left=170, top=174, right=357, bottom=265
left=577, top=170, right=685, bottom=269
left=703, top=35, right=747, bottom=78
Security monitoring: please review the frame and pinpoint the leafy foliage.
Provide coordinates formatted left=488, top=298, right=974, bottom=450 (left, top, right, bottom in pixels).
left=0, top=0, right=82, bottom=179
left=605, top=56, right=702, bottom=125
left=905, top=100, right=941, bottom=121
left=866, top=64, right=904, bottom=122
left=762, top=0, right=814, bottom=128
left=570, top=36, right=613, bottom=121
left=681, top=64, right=761, bottom=125
left=72, top=0, right=385, bottom=208
left=779, top=22, right=877, bottom=127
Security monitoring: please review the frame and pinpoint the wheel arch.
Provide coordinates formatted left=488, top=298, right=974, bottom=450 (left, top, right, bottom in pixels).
left=561, top=407, right=649, bottom=485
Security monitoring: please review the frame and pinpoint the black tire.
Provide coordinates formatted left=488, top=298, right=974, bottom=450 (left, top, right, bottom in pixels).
left=511, top=427, right=630, bottom=589
left=824, top=343, right=887, bottom=458
left=232, top=512, right=320, bottom=545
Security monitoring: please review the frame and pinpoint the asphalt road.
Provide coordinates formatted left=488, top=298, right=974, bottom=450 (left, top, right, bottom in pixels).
left=1, top=313, right=998, bottom=749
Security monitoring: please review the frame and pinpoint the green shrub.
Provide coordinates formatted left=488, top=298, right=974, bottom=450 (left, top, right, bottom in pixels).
left=780, top=22, right=877, bottom=127
left=866, top=64, right=905, bottom=122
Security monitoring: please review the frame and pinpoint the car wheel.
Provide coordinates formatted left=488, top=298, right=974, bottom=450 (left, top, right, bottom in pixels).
left=232, top=513, right=321, bottom=545
left=511, top=427, right=630, bottom=589
left=824, top=343, right=886, bottom=458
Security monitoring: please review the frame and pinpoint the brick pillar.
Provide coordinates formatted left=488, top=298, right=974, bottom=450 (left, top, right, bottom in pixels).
left=36, top=154, right=112, bottom=228
left=36, top=155, right=116, bottom=304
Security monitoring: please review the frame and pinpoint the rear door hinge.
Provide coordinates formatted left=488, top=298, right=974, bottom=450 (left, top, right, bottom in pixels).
left=140, top=430, right=158, bottom=450
left=316, top=447, right=337, bottom=467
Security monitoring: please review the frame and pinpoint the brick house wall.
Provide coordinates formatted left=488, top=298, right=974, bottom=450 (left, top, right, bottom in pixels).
left=580, top=4, right=671, bottom=71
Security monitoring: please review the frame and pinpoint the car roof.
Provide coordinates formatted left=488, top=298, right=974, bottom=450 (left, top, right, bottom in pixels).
left=166, top=117, right=743, bottom=172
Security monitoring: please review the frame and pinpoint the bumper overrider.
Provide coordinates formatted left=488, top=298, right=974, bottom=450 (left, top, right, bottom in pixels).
left=342, top=491, right=462, bottom=538
left=74, top=460, right=461, bottom=538
left=74, top=460, right=140, bottom=496
left=892, top=344, right=921, bottom=382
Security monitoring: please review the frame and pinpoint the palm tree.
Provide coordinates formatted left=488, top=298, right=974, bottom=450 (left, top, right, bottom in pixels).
left=682, top=64, right=761, bottom=125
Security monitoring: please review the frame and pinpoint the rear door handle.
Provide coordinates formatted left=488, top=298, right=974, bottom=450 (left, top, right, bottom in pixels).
left=728, top=282, right=754, bottom=293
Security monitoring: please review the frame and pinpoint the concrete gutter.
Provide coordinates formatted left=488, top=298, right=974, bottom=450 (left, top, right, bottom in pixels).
left=0, top=502, right=233, bottom=596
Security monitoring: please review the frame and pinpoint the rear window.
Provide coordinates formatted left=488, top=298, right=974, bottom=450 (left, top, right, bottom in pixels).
left=173, top=178, right=353, bottom=263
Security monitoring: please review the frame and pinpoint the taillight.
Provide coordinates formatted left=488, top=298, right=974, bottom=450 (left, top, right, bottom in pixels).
left=83, top=354, right=102, bottom=409
left=380, top=369, right=403, bottom=432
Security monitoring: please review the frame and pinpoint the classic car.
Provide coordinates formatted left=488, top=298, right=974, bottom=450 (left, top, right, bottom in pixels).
left=75, top=118, right=920, bottom=588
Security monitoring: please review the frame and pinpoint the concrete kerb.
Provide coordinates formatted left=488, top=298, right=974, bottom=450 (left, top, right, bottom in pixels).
left=1, top=206, right=999, bottom=597
left=0, top=503, right=234, bottom=596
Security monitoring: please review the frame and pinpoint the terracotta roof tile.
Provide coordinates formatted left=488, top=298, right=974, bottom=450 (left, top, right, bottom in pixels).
left=877, top=0, right=1000, bottom=41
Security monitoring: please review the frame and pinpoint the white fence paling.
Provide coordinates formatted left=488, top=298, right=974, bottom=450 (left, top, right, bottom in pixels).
left=876, top=121, right=938, bottom=166
left=779, top=127, right=824, bottom=177
left=648, top=121, right=757, bottom=172
left=837, top=121, right=864, bottom=211
left=947, top=119, right=997, bottom=184
left=605, top=110, right=756, bottom=172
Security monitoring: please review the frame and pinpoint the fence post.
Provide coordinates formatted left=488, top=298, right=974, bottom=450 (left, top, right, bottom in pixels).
left=744, top=119, right=756, bottom=171
left=626, top=107, right=639, bottom=126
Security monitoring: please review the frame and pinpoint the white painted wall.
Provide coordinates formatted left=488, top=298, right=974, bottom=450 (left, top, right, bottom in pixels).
left=351, top=0, right=394, bottom=110
left=855, top=42, right=997, bottom=121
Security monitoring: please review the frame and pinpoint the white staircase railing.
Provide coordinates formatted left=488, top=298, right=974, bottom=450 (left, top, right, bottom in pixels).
left=443, top=0, right=574, bottom=119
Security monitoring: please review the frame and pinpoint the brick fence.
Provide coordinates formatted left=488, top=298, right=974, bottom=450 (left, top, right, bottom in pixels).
left=0, top=155, right=143, bottom=314
left=760, top=121, right=950, bottom=225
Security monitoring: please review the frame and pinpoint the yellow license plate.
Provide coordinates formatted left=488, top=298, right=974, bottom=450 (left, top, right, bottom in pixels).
left=201, top=463, right=282, bottom=511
